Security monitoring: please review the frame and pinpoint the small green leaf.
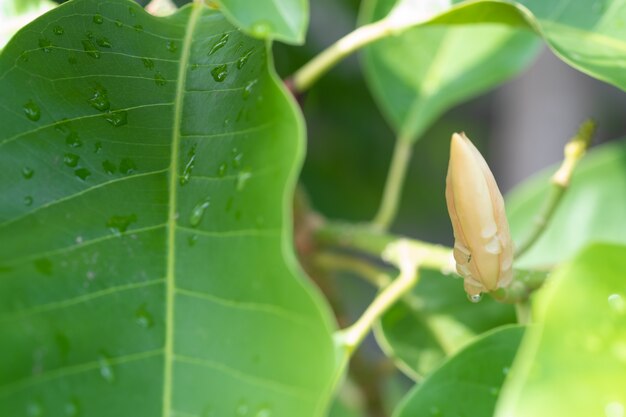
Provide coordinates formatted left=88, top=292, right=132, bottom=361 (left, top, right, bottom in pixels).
left=216, top=0, right=308, bottom=44
left=507, top=139, right=626, bottom=269
left=0, top=1, right=335, bottom=416
left=377, top=270, right=516, bottom=379
left=360, top=0, right=539, bottom=142
left=0, top=0, right=56, bottom=50
left=497, top=244, right=626, bottom=417
left=394, top=326, right=525, bottom=417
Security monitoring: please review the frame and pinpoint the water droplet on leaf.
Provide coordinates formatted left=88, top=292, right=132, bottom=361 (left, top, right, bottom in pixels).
left=88, top=86, right=110, bottom=111
left=154, top=72, right=166, bottom=86
left=208, top=33, right=229, bottom=55
left=102, top=160, right=116, bottom=174
left=63, top=153, right=80, bottom=167
left=243, top=80, right=257, bottom=100
left=211, top=64, right=228, bottom=82
left=217, top=163, right=227, bottom=177
left=38, top=37, right=53, bottom=53
left=96, top=37, right=112, bottom=48
left=180, top=145, right=197, bottom=186
left=66, top=132, right=83, bottom=148
left=190, top=198, right=210, bottom=227
left=22, top=167, right=34, bottom=179
left=468, top=293, right=482, bottom=303
left=24, top=196, right=33, bottom=206
left=93, top=14, right=104, bottom=24
left=53, top=26, right=64, bottom=35
left=74, top=168, right=91, bottom=181
left=106, top=214, right=137, bottom=235
left=237, top=171, right=251, bottom=191
left=237, top=49, right=254, bottom=69
left=105, top=110, right=128, bottom=127
left=142, top=58, right=154, bottom=69
left=188, top=234, right=198, bottom=247
left=135, top=304, right=154, bottom=328
left=166, top=40, right=177, bottom=53
left=119, top=158, right=137, bottom=175
left=81, top=39, right=100, bottom=59
left=98, top=353, right=115, bottom=383
left=23, top=100, right=41, bottom=121
left=134, top=24, right=143, bottom=32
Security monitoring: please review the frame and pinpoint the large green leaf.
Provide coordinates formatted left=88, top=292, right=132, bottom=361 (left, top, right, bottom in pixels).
left=0, top=1, right=336, bottom=416
left=362, top=0, right=626, bottom=142
left=497, top=244, right=626, bottom=417
left=0, top=0, right=56, bottom=50
left=507, top=139, right=626, bottom=269
left=360, top=0, right=539, bottom=142
left=216, top=0, right=308, bottom=45
left=393, top=325, right=525, bottom=417
left=376, top=269, right=516, bottom=379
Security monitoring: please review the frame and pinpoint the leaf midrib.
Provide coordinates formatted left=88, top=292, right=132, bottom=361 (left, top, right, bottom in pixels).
left=163, top=3, right=203, bottom=417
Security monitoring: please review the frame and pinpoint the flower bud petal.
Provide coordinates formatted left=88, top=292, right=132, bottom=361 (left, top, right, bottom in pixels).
left=445, top=133, right=513, bottom=297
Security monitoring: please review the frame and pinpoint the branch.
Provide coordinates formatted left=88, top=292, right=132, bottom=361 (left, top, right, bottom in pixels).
left=515, top=119, right=596, bottom=258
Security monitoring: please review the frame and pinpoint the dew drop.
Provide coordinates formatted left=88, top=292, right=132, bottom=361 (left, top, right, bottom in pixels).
left=115, top=19, right=123, bottom=27
left=74, top=168, right=91, bottom=181
left=53, top=26, right=65, bottom=35
left=135, top=304, right=154, bottom=328
left=34, top=258, right=53, bottom=276
left=232, top=150, right=243, bottom=168
left=142, top=58, right=154, bottom=69
left=189, top=198, right=211, bottom=227
left=96, top=37, right=112, bottom=48
left=154, top=72, right=167, bottom=86
left=88, top=86, right=110, bottom=111
left=38, top=37, right=53, bottom=53
left=23, top=100, right=41, bottom=121
left=237, top=49, right=254, bottom=69
left=237, top=171, right=252, bottom=191
left=98, top=353, right=115, bottom=383
left=22, top=166, right=34, bottom=179
left=81, top=39, right=100, bottom=58
left=66, top=132, right=83, bottom=148
left=211, top=64, right=228, bottom=82
left=94, top=141, right=103, bottom=154
left=251, top=20, right=272, bottom=38
left=64, top=399, right=80, bottom=417
left=102, top=160, right=117, bottom=174
left=191, top=63, right=199, bottom=71
left=119, top=158, right=137, bottom=175
left=608, top=294, right=625, bottom=314
left=208, top=33, right=229, bottom=55
left=128, top=6, right=136, bottom=16
left=166, top=40, right=178, bottom=53
left=188, top=234, right=198, bottom=247
left=217, top=162, right=227, bottom=177
left=180, top=145, right=197, bottom=186
left=63, top=153, right=80, bottom=168
left=468, top=293, right=482, bottom=303
left=242, top=80, right=257, bottom=100
left=105, top=110, right=128, bottom=127
left=93, top=14, right=104, bottom=24
left=133, top=24, right=144, bottom=32
left=106, top=214, right=137, bottom=235
left=24, top=196, right=34, bottom=206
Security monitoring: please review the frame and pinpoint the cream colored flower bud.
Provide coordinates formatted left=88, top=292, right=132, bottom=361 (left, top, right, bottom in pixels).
left=445, top=132, right=513, bottom=299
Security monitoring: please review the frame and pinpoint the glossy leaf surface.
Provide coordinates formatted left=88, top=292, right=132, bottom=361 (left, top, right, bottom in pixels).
left=507, top=139, right=626, bottom=269
left=376, top=269, right=516, bottom=379
left=394, top=326, right=524, bottom=417
left=497, top=244, right=626, bottom=417
left=216, top=0, right=308, bottom=45
left=0, top=1, right=335, bottom=416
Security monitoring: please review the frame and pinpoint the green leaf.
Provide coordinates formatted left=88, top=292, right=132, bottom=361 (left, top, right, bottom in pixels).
left=496, top=244, right=626, bottom=417
left=0, top=0, right=56, bottom=50
left=0, top=1, right=336, bottom=416
left=360, top=0, right=539, bottom=142
left=376, top=269, right=516, bottom=379
left=216, top=0, right=308, bottom=45
left=507, top=139, right=626, bottom=269
left=394, top=325, right=525, bottom=417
